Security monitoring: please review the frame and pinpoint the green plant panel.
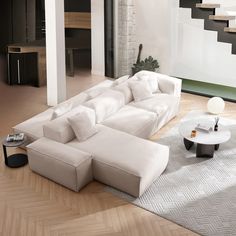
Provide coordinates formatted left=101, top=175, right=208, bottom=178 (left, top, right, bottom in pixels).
left=181, top=79, right=236, bottom=102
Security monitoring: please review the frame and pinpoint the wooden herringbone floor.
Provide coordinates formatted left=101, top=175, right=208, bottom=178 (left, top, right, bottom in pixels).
left=1, top=71, right=235, bottom=235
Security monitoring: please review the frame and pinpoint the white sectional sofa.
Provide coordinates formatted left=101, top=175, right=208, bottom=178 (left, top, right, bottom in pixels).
left=14, top=71, right=182, bottom=197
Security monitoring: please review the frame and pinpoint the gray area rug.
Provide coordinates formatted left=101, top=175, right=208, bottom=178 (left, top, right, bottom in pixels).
left=106, top=111, right=236, bottom=236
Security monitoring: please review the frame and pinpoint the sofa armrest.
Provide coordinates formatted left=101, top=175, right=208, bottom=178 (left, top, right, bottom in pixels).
left=27, top=138, right=93, bottom=191
left=134, top=70, right=182, bottom=97
left=157, top=75, right=182, bottom=97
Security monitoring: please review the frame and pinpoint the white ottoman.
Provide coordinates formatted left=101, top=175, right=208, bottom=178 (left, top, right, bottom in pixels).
left=27, top=138, right=93, bottom=191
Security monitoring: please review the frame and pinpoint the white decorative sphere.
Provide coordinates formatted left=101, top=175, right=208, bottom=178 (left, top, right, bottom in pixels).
left=207, top=97, right=225, bottom=114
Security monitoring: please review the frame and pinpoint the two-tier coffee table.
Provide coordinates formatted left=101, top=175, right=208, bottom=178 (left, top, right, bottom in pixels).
left=2, top=136, right=28, bottom=168
left=179, top=119, right=231, bottom=158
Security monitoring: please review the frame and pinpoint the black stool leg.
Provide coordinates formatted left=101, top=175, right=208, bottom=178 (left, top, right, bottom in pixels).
left=184, top=138, right=194, bottom=150
left=215, top=144, right=220, bottom=151
left=2, top=145, right=8, bottom=165
left=196, top=144, right=215, bottom=158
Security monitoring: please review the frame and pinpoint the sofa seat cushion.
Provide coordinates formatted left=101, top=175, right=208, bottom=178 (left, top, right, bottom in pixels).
left=84, top=89, right=125, bottom=123
left=13, top=108, right=54, bottom=143
left=130, top=93, right=179, bottom=115
left=43, top=106, right=95, bottom=144
left=67, top=125, right=169, bottom=197
left=102, top=106, right=157, bottom=138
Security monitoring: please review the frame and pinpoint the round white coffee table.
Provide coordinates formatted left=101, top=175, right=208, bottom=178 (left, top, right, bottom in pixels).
left=179, top=119, right=231, bottom=158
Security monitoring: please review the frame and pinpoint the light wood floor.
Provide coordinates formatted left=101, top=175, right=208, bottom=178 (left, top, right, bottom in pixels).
left=0, top=71, right=236, bottom=236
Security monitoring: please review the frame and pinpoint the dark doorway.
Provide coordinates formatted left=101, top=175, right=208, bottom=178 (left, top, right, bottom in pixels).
left=104, top=0, right=114, bottom=78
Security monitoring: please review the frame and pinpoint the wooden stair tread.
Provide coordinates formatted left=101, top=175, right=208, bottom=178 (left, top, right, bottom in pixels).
left=209, top=15, right=236, bottom=21
left=224, top=27, right=236, bottom=33
left=196, top=3, right=220, bottom=9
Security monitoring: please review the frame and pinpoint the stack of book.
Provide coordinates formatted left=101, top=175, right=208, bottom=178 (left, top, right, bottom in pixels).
left=195, top=124, right=213, bottom=133
left=6, top=133, right=25, bottom=142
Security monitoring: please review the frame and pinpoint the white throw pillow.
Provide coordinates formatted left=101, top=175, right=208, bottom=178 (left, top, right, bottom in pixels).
left=84, top=89, right=125, bottom=123
left=113, top=75, right=130, bottom=86
left=67, top=111, right=97, bottom=142
left=51, top=102, right=73, bottom=120
left=112, top=82, right=133, bottom=104
left=136, top=74, right=161, bottom=93
left=129, top=80, right=153, bottom=102
left=44, top=105, right=95, bottom=144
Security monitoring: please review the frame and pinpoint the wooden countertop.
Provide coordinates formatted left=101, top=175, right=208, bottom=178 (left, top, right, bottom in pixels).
left=8, top=38, right=91, bottom=50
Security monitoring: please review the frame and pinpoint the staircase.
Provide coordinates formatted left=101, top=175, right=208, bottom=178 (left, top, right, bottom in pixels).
left=180, top=0, right=236, bottom=54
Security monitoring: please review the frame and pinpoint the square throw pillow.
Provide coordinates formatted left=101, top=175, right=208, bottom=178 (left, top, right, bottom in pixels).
left=129, top=80, right=153, bottom=102
left=136, top=74, right=161, bottom=93
left=51, top=102, right=73, bottom=120
left=67, top=111, right=97, bottom=142
left=44, top=105, right=95, bottom=144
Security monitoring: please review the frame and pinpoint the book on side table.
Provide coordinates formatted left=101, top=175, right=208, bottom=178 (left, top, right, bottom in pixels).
left=6, top=133, right=25, bottom=142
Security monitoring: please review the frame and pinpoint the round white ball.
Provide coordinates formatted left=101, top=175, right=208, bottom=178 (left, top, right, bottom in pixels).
left=207, top=97, right=225, bottom=114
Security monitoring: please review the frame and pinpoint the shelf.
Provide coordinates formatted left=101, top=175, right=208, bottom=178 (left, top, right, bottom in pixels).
left=64, top=12, right=91, bottom=29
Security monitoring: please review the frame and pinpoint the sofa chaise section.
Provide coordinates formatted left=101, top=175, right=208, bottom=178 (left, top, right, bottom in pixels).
left=68, top=125, right=169, bottom=197
left=27, top=125, right=169, bottom=197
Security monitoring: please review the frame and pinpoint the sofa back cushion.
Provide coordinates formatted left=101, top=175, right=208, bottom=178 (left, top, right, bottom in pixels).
left=43, top=106, right=95, bottom=144
left=112, top=75, right=130, bottom=86
left=135, top=74, right=161, bottom=93
left=129, top=80, right=153, bottom=102
left=58, top=92, right=89, bottom=110
left=112, top=82, right=133, bottom=104
left=51, top=102, right=73, bottom=120
left=84, top=89, right=125, bottom=123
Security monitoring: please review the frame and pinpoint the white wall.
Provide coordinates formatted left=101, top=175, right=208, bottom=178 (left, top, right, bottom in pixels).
left=171, top=2, right=236, bottom=88
left=135, top=0, right=236, bottom=88
left=135, top=0, right=172, bottom=74
left=45, top=0, right=66, bottom=106
left=91, top=0, right=105, bottom=76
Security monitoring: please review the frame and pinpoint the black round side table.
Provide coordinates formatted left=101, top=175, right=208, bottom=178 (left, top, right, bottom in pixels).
left=2, top=136, right=28, bottom=168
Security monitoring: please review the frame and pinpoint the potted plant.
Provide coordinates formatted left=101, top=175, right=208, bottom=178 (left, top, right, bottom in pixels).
left=132, top=44, right=159, bottom=75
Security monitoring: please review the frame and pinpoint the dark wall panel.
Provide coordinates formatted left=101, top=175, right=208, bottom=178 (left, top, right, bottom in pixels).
left=12, top=0, right=27, bottom=43
left=27, top=0, right=36, bottom=41
left=64, top=0, right=91, bottom=12
left=104, top=0, right=114, bottom=78
left=0, top=0, right=12, bottom=53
